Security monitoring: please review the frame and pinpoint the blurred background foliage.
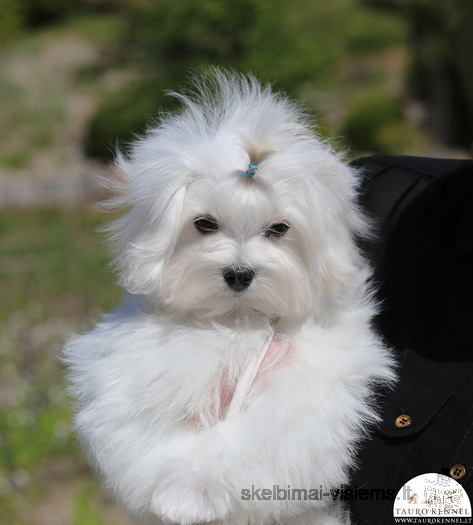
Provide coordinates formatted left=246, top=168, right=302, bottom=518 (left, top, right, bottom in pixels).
left=0, top=0, right=472, bottom=523
left=84, top=0, right=412, bottom=158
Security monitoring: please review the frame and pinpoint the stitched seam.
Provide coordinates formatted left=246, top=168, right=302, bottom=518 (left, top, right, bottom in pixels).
left=453, top=420, right=473, bottom=460
left=402, top=367, right=473, bottom=410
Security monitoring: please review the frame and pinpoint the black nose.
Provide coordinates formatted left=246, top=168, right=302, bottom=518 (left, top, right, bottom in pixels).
left=223, top=266, right=255, bottom=292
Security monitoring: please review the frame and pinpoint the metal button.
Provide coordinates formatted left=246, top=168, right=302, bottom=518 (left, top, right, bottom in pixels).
left=450, top=465, right=466, bottom=480
left=395, top=415, right=412, bottom=428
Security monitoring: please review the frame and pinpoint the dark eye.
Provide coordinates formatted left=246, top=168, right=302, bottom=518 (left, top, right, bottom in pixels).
left=194, top=217, right=220, bottom=234
left=265, top=222, right=289, bottom=238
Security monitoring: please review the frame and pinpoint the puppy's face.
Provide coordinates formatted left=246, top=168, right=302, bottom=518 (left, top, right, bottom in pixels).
left=158, top=169, right=314, bottom=322
left=111, top=140, right=365, bottom=326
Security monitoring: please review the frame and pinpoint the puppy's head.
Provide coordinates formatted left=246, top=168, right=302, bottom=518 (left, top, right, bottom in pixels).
left=106, top=70, right=369, bottom=325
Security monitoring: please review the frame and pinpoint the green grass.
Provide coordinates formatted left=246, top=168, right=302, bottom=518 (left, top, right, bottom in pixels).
left=72, top=481, right=115, bottom=525
left=0, top=207, right=121, bottom=321
left=0, top=207, right=125, bottom=524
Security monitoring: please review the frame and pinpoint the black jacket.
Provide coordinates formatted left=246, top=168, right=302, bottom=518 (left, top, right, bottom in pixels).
left=348, top=155, right=473, bottom=524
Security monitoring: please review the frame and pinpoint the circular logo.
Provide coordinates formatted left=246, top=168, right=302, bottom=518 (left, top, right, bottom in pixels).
left=393, top=473, right=472, bottom=523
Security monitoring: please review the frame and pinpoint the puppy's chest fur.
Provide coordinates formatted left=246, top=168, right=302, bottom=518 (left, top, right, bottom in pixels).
left=165, top=326, right=289, bottom=427
left=94, top=317, right=295, bottom=430
left=188, top=335, right=291, bottom=427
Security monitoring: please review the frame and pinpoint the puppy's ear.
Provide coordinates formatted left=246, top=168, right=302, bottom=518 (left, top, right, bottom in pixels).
left=104, top=153, right=190, bottom=296
left=304, top=157, right=370, bottom=308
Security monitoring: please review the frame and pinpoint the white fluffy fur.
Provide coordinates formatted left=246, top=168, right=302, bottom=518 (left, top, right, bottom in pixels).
left=64, top=69, right=395, bottom=525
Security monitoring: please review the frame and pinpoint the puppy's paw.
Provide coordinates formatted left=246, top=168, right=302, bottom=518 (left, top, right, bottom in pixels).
left=151, top=469, right=231, bottom=524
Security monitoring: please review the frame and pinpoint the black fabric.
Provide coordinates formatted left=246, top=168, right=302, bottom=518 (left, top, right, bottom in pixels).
left=347, top=155, right=473, bottom=524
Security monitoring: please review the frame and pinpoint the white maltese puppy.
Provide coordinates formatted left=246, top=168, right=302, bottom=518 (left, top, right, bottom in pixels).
left=64, top=69, right=395, bottom=525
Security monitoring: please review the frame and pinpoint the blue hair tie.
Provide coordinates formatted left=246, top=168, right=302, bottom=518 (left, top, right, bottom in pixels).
left=246, top=164, right=258, bottom=178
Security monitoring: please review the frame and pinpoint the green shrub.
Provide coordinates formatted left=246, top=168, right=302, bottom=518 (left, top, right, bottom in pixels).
left=0, top=0, right=24, bottom=43
left=343, top=91, right=403, bottom=152
left=84, top=85, right=170, bottom=159
left=343, top=92, right=432, bottom=154
left=84, top=0, right=410, bottom=160
left=20, top=0, right=81, bottom=27
left=376, top=121, right=430, bottom=154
